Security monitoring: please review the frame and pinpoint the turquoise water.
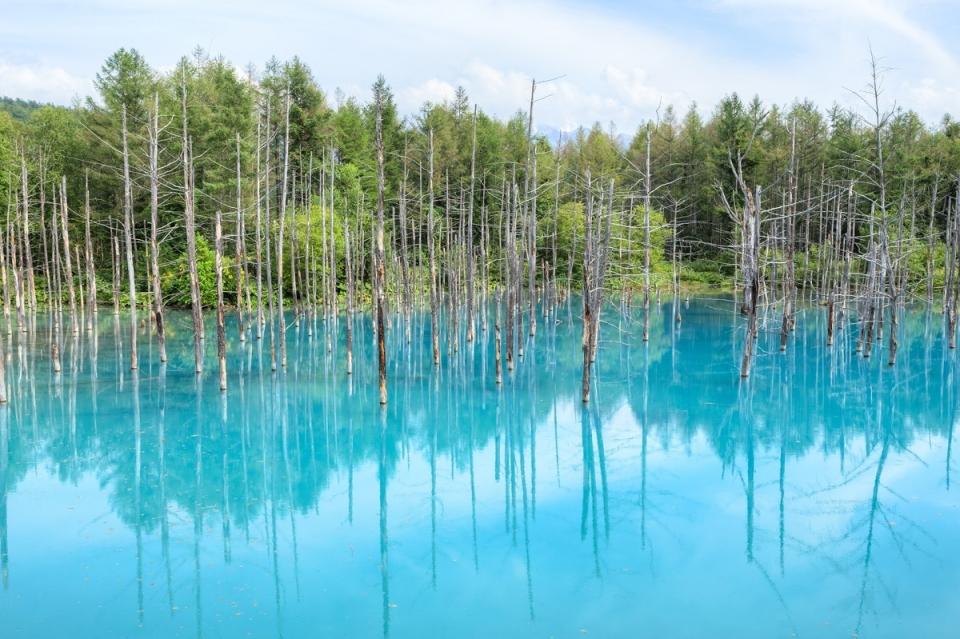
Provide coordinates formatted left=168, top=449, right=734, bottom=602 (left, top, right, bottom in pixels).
left=0, top=299, right=957, bottom=638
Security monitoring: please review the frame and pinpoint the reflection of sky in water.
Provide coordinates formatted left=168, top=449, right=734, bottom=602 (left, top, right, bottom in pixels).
left=0, top=299, right=958, bottom=638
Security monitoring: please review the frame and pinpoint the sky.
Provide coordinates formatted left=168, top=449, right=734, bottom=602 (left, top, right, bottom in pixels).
left=1, top=0, right=958, bottom=134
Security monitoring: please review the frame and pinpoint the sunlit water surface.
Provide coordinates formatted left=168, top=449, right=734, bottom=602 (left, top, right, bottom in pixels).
left=0, top=298, right=958, bottom=638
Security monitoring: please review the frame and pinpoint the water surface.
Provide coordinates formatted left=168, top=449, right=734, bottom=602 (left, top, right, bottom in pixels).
left=0, top=299, right=957, bottom=638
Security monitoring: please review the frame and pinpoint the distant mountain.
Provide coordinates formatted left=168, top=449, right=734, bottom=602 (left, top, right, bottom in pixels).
left=535, top=124, right=566, bottom=146
left=535, top=123, right=631, bottom=148
left=1, top=96, right=45, bottom=121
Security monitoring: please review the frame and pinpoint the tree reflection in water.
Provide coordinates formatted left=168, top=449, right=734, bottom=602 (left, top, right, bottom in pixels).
left=0, top=299, right=956, bottom=638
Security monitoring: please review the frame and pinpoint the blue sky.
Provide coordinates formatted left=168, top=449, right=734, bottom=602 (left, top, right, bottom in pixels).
left=1, top=0, right=957, bottom=132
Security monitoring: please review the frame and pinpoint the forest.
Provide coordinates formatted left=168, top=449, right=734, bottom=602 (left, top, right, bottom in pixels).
left=1, top=47, right=959, bottom=398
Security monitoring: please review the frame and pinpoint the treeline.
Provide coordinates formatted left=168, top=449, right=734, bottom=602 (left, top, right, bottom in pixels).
left=1, top=47, right=960, bottom=395
left=1, top=47, right=957, bottom=309
left=0, top=96, right=43, bottom=122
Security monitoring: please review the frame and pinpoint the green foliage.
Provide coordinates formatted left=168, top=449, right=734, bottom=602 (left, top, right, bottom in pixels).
left=261, top=56, right=330, bottom=153
left=568, top=123, right=622, bottom=180
left=191, top=56, right=255, bottom=207
left=162, top=234, right=235, bottom=308
left=288, top=202, right=346, bottom=287
left=26, top=105, right=81, bottom=178
left=553, top=201, right=584, bottom=279
left=94, top=48, right=154, bottom=118
left=5, top=46, right=960, bottom=307
left=0, top=96, right=43, bottom=121
left=0, top=110, right=17, bottom=196
left=333, top=99, right=369, bottom=168
left=681, top=258, right=731, bottom=290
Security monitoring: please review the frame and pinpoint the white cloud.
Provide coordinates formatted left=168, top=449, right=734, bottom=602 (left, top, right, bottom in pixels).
left=398, top=61, right=645, bottom=134
left=398, top=78, right=458, bottom=110
left=321, top=0, right=959, bottom=126
left=0, top=61, right=90, bottom=103
left=715, top=0, right=957, bottom=72
left=604, top=66, right=673, bottom=110
left=1, top=0, right=957, bottom=127
left=905, top=77, right=959, bottom=121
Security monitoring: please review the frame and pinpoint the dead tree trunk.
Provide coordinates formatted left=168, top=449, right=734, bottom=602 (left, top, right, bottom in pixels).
left=84, top=172, right=97, bottom=331
left=344, top=224, right=354, bottom=375
left=884, top=229, right=899, bottom=366
left=277, top=89, right=291, bottom=369
left=148, top=95, right=166, bottom=363
left=466, top=106, right=478, bottom=342
left=948, top=189, right=960, bottom=348
left=779, top=119, right=797, bottom=353
left=264, top=100, right=277, bottom=371
left=525, top=80, right=538, bottom=339
left=59, top=176, right=78, bottom=337
left=111, top=229, right=121, bottom=317
left=49, top=196, right=62, bottom=372
left=255, top=114, right=264, bottom=339
left=0, top=326, right=5, bottom=403
left=494, top=289, right=502, bottom=385
left=739, top=187, right=761, bottom=378
left=926, top=178, right=940, bottom=308
left=672, top=199, right=682, bottom=324
left=235, top=132, right=246, bottom=343
left=505, top=182, right=517, bottom=372
left=19, top=147, right=37, bottom=312
left=182, top=77, right=203, bottom=374
left=581, top=175, right=595, bottom=402
left=2, top=191, right=12, bottom=334
left=373, top=85, right=388, bottom=405
left=121, top=106, right=138, bottom=370
left=320, top=156, right=329, bottom=321
left=427, top=130, right=440, bottom=367
left=215, top=210, right=227, bottom=391
left=399, top=159, right=412, bottom=341
left=328, top=152, right=338, bottom=320
left=550, top=144, right=561, bottom=315
left=304, top=154, right=313, bottom=334
left=642, top=125, right=652, bottom=342
left=581, top=174, right=614, bottom=403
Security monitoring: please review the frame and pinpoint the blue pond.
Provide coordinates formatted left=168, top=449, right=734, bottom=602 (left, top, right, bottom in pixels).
left=0, top=298, right=957, bottom=638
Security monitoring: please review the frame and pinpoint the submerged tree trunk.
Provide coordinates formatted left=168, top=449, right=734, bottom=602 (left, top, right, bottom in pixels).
left=20, top=148, right=37, bottom=313
left=84, top=172, right=97, bottom=331
left=255, top=115, right=264, bottom=339
left=581, top=174, right=613, bottom=403
left=739, top=187, right=761, bottom=379
left=235, top=132, right=246, bottom=343
left=642, top=126, right=652, bottom=342
left=277, top=89, right=291, bottom=369
left=111, top=230, right=121, bottom=317
left=121, top=106, right=138, bottom=370
left=525, top=80, right=538, bottom=339
left=49, top=190, right=62, bottom=372
left=581, top=175, right=595, bottom=403
left=672, top=199, right=682, bottom=324
left=1, top=195, right=11, bottom=335
left=373, top=83, right=388, bottom=405
left=59, top=178, right=78, bottom=337
left=344, top=224, right=354, bottom=376
left=495, top=290, right=503, bottom=385
left=0, top=328, right=5, bottom=403
left=328, top=152, right=338, bottom=321
left=779, top=119, right=797, bottom=353
left=148, top=95, right=166, bottom=363
left=215, top=210, right=227, bottom=391
left=427, top=130, right=440, bottom=368
left=466, top=106, right=478, bottom=343
left=264, top=100, right=277, bottom=371
left=183, top=77, right=203, bottom=374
